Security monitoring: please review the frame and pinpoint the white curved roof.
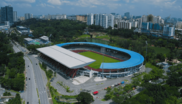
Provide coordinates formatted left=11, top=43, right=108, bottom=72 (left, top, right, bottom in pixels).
left=37, top=45, right=95, bottom=69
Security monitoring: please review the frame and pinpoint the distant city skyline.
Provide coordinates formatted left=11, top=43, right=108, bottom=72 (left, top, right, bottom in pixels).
left=0, top=0, right=182, bottom=18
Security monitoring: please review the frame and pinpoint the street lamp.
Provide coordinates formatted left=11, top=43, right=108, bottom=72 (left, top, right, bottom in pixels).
left=145, top=41, right=148, bottom=63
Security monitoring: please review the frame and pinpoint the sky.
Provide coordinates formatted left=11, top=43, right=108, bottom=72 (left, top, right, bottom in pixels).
left=0, top=0, right=182, bottom=18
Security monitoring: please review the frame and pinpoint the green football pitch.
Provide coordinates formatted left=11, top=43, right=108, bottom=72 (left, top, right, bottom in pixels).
left=79, top=51, right=120, bottom=69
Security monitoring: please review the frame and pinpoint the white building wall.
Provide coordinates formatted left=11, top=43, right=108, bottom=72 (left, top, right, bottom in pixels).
left=108, top=14, right=114, bottom=29
left=99, top=14, right=103, bottom=26
left=102, top=15, right=108, bottom=29
left=160, top=19, right=164, bottom=24
left=30, top=14, right=33, bottom=18
left=132, top=21, right=138, bottom=28
left=13, top=11, right=17, bottom=22
left=138, top=18, right=142, bottom=28
left=95, top=14, right=100, bottom=25
left=118, top=21, right=131, bottom=29
left=87, top=13, right=94, bottom=25
left=169, top=27, right=174, bottom=36
left=25, top=13, right=29, bottom=20
left=142, top=15, right=147, bottom=22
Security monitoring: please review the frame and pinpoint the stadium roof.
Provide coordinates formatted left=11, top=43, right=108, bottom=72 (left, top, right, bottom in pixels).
left=37, top=45, right=95, bottom=69
left=57, top=42, right=144, bottom=69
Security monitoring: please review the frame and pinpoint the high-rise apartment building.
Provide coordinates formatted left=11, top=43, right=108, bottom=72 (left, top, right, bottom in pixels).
left=13, top=11, right=17, bottom=22
left=95, top=14, right=100, bottom=25
left=99, top=14, right=103, bottom=26
left=124, top=12, right=130, bottom=19
left=108, top=14, right=114, bottom=29
left=30, top=14, right=33, bottom=18
left=118, top=21, right=132, bottom=29
left=163, top=25, right=175, bottom=37
left=94, top=13, right=115, bottom=29
left=160, top=19, right=164, bottom=24
left=25, top=13, right=33, bottom=20
left=142, top=22, right=153, bottom=30
left=142, top=15, right=147, bottom=22
left=102, top=14, right=108, bottom=29
left=153, top=16, right=161, bottom=24
left=87, top=13, right=94, bottom=25
left=1, top=6, right=13, bottom=23
left=132, top=21, right=138, bottom=28
left=114, top=18, right=122, bottom=26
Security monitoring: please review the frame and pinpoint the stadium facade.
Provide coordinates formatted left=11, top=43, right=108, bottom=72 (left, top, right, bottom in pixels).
left=37, top=42, right=144, bottom=78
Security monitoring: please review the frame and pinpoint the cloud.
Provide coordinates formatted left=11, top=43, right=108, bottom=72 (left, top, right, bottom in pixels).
left=0, top=1, right=9, bottom=6
left=15, top=3, right=32, bottom=7
left=5, top=0, right=35, bottom=3
left=47, top=0, right=122, bottom=9
left=47, top=0, right=71, bottom=5
left=124, top=0, right=130, bottom=3
left=129, top=0, right=182, bottom=11
left=47, top=0, right=62, bottom=5
left=40, top=3, right=55, bottom=8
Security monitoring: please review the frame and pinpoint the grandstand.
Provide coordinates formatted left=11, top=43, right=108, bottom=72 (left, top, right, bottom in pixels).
left=37, top=42, right=144, bottom=78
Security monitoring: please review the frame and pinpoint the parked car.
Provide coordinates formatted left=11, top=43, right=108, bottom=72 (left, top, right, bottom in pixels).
left=93, top=91, right=98, bottom=95
left=114, top=83, right=118, bottom=86
left=121, top=81, right=125, bottom=84
left=111, top=85, right=114, bottom=87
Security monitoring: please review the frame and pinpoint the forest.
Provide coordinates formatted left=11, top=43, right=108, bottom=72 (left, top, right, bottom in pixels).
left=0, top=32, right=25, bottom=91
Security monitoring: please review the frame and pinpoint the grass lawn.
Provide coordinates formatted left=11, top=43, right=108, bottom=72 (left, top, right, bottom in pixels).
left=150, top=47, right=170, bottom=54
left=79, top=51, right=120, bottom=69
left=96, top=35, right=110, bottom=40
left=77, top=34, right=90, bottom=39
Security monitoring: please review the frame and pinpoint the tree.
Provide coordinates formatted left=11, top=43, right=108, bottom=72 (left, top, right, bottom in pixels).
left=132, top=76, right=142, bottom=87
left=76, top=92, right=94, bottom=104
left=7, top=93, right=21, bottom=104
left=123, top=84, right=132, bottom=92
left=143, top=74, right=151, bottom=82
left=180, top=89, right=182, bottom=97
left=104, top=94, right=112, bottom=100
left=0, top=64, right=6, bottom=76
left=114, top=24, right=117, bottom=29
left=3, top=91, right=11, bottom=96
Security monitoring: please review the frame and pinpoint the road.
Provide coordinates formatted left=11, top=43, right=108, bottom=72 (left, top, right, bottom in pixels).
left=24, top=57, right=39, bottom=104
left=12, top=41, right=49, bottom=104
left=28, top=55, right=49, bottom=104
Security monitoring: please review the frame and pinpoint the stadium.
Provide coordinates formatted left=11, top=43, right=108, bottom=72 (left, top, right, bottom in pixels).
left=37, top=42, right=144, bottom=78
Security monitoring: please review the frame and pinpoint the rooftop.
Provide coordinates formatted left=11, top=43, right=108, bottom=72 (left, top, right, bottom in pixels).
left=40, top=36, right=49, bottom=41
left=37, top=45, right=95, bottom=69
left=24, top=38, right=33, bottom=41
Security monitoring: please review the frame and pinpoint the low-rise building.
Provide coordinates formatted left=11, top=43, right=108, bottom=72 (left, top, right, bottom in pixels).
left=76, top=15, right=87, bottom=22
left=24, top=36, right=51, bottom=45
left=24, top=38, right=33, bottom=44
left=16, top=26, right=32, bottom=35
left=0, top=21, right=10, bottom=31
